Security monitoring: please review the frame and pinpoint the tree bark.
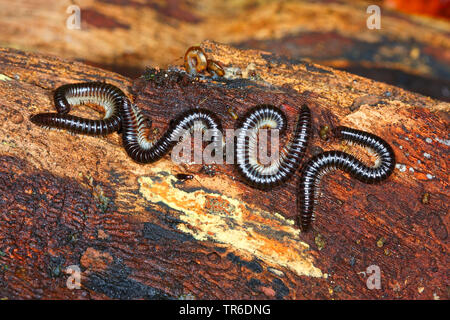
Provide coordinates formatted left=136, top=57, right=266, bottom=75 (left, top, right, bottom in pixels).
left=0, top=41, right=448, bottom=299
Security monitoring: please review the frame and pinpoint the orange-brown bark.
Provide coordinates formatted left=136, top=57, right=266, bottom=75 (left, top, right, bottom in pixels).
left=0, top=42, right=448, bottom=299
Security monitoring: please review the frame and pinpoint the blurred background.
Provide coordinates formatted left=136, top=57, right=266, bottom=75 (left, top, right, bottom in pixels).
left=0, top=0, right=448, bottom=101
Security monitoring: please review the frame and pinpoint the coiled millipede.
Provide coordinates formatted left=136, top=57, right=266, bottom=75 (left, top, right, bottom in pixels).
left=30, top=82, right=124, bottom=135
left=235, top=104, right=311, bottom=190
left=184, top=46, right=208, bottom=75
left=184, top=46, right=224, bottom=77
left=298, top=126, right=396, bottom=231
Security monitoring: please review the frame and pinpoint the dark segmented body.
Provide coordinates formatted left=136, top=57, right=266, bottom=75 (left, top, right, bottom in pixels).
left=120, top=98, right=223, bottom=164
left=298, top=126, right=396, bottom=231
left=30, top=82, right=124, bottom=135
left=235, top=104, right=311, bottom=190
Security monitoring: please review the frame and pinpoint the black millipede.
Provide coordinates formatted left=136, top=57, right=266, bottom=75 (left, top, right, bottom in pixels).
left=298, top=126, right=396, bottom=231
left=120, top=98, right=223, bottom=164
left=235, top=104, right=311, bottom=190
left=30, top=82, right=124, bottom=135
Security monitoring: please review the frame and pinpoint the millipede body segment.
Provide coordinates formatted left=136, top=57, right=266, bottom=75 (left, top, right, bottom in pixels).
left=298, top=126, right=396, bottom=231
left=30, top=82, right=124, bottom=135
left=235, top=104, right=312, bottom=190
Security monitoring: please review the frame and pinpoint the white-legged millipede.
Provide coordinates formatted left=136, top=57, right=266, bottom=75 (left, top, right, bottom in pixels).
left=120, top=98, right=223, bottom=164
left=30, top=82, right=124, bottom=135
left=298, top=126, right=396, bottom=231
left=30, top=82, right=223, bottom=164
left=30, top=82, right=396, bottom=233
left=235, top=104, right=311, bottom=190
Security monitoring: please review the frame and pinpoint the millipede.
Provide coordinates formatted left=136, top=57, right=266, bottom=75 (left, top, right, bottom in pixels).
left=298, top=126, right=396, bottom=231
left=120, top=98, right=223, bottom=164
left=235, top=104, right=311, bottom=190
left=184, top=46, right=208, bottom=76
left=30, top=82, right=124, bottom=135
left=184, top=46, right=224, bottom=77
left=29, top=82, right=224, bottom=164
left=30, top=80, right=396, bottom=234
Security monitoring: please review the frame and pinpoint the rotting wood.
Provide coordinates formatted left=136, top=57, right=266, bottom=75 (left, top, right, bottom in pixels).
left=0, top=41, right=448, bottom=299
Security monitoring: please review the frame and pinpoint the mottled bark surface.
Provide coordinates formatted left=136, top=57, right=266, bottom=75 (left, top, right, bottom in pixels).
left=0, top=41, right=448, bottom=299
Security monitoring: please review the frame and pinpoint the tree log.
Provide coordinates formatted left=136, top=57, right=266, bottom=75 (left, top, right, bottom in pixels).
left=0, top=41, right=448, bottom=299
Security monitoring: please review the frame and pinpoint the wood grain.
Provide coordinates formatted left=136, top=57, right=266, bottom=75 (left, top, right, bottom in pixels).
left=0, top=41, right=448, bottom=299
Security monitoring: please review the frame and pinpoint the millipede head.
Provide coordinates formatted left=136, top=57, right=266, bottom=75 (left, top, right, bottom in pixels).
left=331, top=126, right=345, bottom=139
left=29, top=113, right=53, bottom=126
